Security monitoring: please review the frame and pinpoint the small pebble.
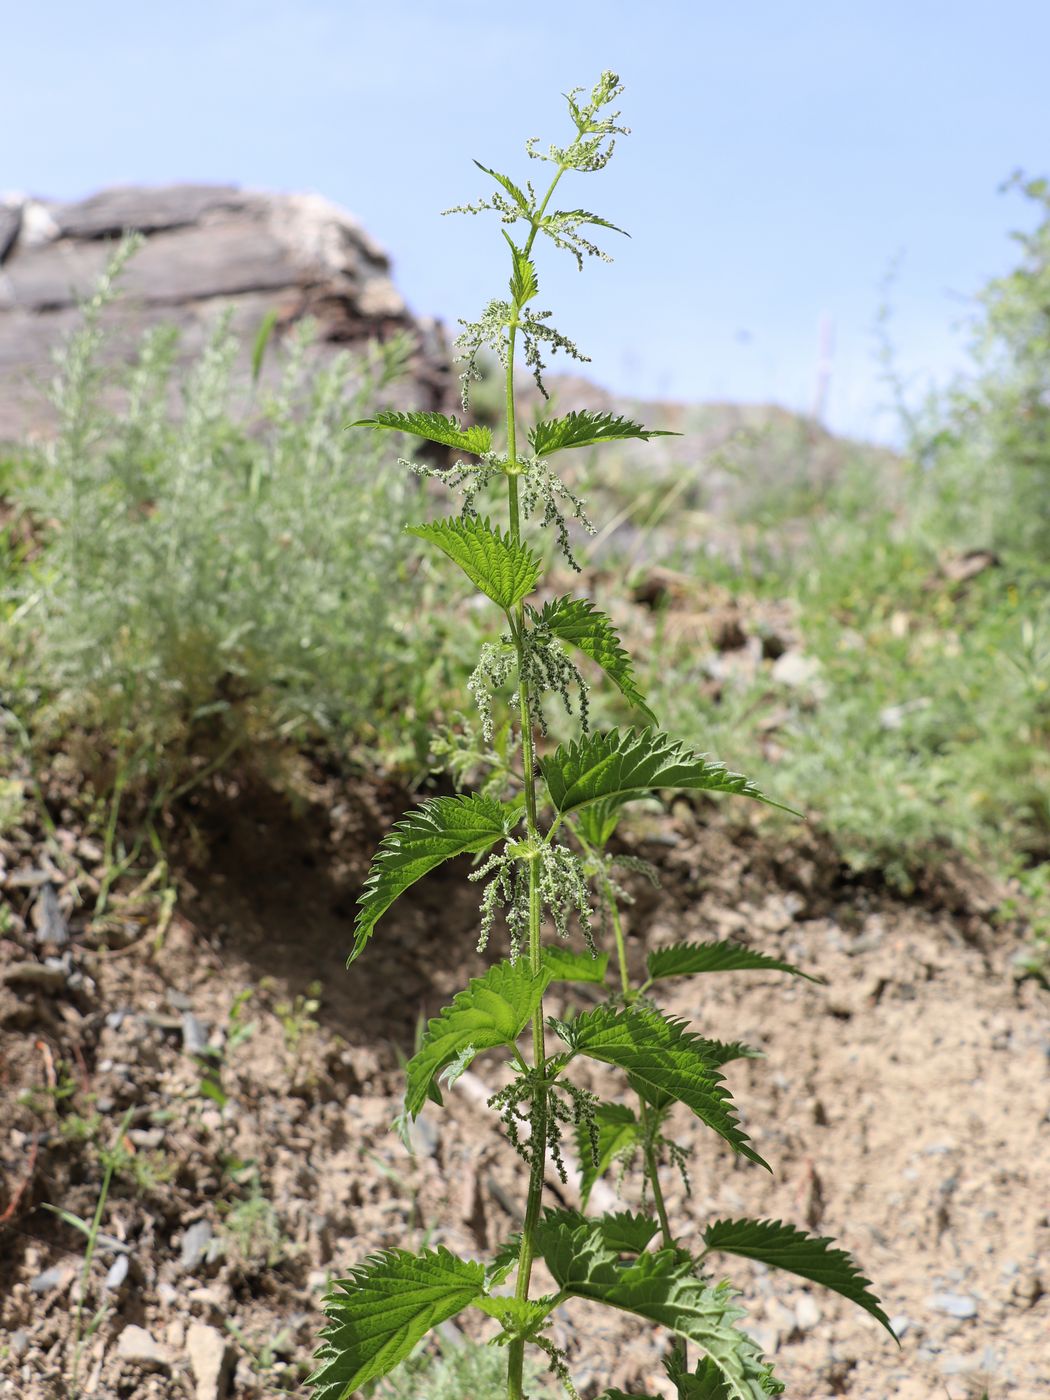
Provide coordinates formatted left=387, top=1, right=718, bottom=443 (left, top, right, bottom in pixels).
left=795, top=1294, right=822, bottom=1331
left=116, top=1325, right=170, bottom=1371
left=927, top=1291, right=978, bottom=1319
left=181, top=1220, right=214, bottom=1272
left=29, top=1264, right=73, bottom=1294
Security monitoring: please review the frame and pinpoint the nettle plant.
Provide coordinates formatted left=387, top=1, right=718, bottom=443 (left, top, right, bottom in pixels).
left=310, top=75, right=895, bottom=1400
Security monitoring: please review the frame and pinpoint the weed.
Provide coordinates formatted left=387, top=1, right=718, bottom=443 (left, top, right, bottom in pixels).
left=219, top=1179, right=286, bottom=1269
left=310, top=75, right=895, bottom=1400
left=7, top=270, right=424, bottom=843
left=274, top=979, right=323, bottom=1079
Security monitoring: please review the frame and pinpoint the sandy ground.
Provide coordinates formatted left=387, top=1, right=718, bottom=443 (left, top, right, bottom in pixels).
left=1, top=778, right=1047, bottom=1399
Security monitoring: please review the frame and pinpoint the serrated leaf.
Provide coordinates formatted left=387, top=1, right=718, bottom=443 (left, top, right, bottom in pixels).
left=576, top=1103, right=640, bottom=1207
left=529, top=409, right=678, bottom=458
left=407, top=516, right=542, bottom=612
left=533, top=596, right=656, bottom=723
left=702, top=1218, right=896, bottom=1339
left=597, top=1209, right=662, bottom=1255
left=351, top=409, right=493, bottom=456
left=473, top=1293, right=556, bottom=1340
left=698, top=1040, right=764, bottom=1066
left=503, top=230, right=539, bottom=305
left=543, top=945, right=610, bottom=984
left=548, top=208, right=630, bottom=236
left=309, top=1247, right=486, bottom=1399
left=350, top=795, right=514, bottom=964
left=664, top=1353, right=734, bottom=1400
left=534, top=1212, right=782, bottom=1400
left=486, top=1234, right=522, bottom=1289
left=404, top=959, right=551, bottom=1117
left=541, top=728, right=799, bottom=817
left=555, top=1007, right=769, bottom=1170
left=646, top=941, right=822, bottom=985
left=574, top=793, right=639, bottom=849
left=475, top=160, right=531, bottom=214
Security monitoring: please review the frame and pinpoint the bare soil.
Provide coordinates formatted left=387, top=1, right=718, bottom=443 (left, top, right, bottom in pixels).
left=1, top=771, right=1047, bottom=1399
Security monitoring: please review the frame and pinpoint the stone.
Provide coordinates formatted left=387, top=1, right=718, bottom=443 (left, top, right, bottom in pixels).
left=29, top=1263, right=74, bottom=1293
left=186, top=1321, right=235, bottom=1400
left=926, top=1291, right=978, bottom=1319
left=32, top=882, right=68, bottom=946
left=795, top=1294, right=822, bottom=1331
left=116, top=1325, right=170, bottom=1371
left=181, top=1012, right=210, bottom=1055
left=0, top=183, right=447, bottom=442
left=104, top=1254, right=129, bottom=1290
left=771, top=650, right=824, bottom=692
left=180, top=1219, right=214, bottom=1271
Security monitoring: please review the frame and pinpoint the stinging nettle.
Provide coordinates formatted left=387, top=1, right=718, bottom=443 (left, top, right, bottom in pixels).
left=311, top=72, right=895, bottom=1400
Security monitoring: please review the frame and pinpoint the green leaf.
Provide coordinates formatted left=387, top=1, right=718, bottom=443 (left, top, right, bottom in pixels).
left=541, top=728, right=799, bottom=818
left=404, top=959, right=551, bottom=1117
left=503, top=230, right=539, bottom=305
left=647, top=941, right=822, bottom=985
left=251, top=308, right=278, bottom=384
left=473, top=1294, right=556, bottom=1340
left=529, top=409, right=678, bottom=457
left=576, top=1103, right=640, bottom=1207
left=555, top=1006, right=769, bottom=1170
left=474, top=160, right=531, bottom=214
left=702, top=1218, right=897, bottom=1340
left=548, top=208, right=630, bottom=237
left=534, top=1212, right=782, bottom=1400
left=351, top=409, right=493, bottom=456
left=543, top=945, right=610, bottom=984
left=533, top=596, right=656, bottom=723
left=574, top=793, right=638, bottom=849
left=310, top=1247, right=486, bottom=1399
left=597, top=1209, right=662, bottom=1255
left=665, top=1353, right=735, bottom=1400
left=698, top=1040, right=764, bottom=1066
left=350, top=795, right=514, bottom=964
left=407, top=516, right=542, bottom=612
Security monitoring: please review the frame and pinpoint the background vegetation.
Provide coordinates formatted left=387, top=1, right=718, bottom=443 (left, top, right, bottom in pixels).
left=1, top=185, right=1048, bottom=964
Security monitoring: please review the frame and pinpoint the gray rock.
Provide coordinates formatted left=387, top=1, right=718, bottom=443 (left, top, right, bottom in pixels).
left=0, top=198, right=21, bottom=263
left=771, top=650, right=824, bottom=692
left=9, top=1329, right=29, bottom=1358
left=117, top=1325, right=170, bottom=1371
left=51, top=184, right=245, bottom=239
left=29, top=1263, right=73, bottom=1293
left=33, top=882, right=69, bottom=946
left=889, top=1313, right=914, bottom=1339
left=104, top=1254, right=130, bottom=1291
left=186, top=1321, right=235, bottom=1400
left=795, top=1294, right=822, bottom=1331
left=927, top=1291, right=978, bottom=1319
left=181, top=1012, right=210, bottom=1055
left=181, top=1219, right=214, bottom=1272
left=0, top=183, right=446, bottom=442
left=938, top=1352, right=981, bottom=1376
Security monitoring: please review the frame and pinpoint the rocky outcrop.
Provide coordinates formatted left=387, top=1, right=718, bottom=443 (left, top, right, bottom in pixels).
left=0, top=184, right=447, bottom=441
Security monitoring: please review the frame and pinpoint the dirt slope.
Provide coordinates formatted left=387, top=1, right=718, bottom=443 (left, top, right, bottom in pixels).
left=1, top=779, right=1047, bottom=1399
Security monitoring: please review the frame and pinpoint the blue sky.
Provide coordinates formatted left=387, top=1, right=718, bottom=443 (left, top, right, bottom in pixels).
left=4, top=0, right=1048, bottom=441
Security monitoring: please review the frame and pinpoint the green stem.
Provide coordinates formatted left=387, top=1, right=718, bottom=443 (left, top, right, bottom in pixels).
left=504, top=147, right=590, bottom=1400
left=505, top=163, right=566, bottom=1400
